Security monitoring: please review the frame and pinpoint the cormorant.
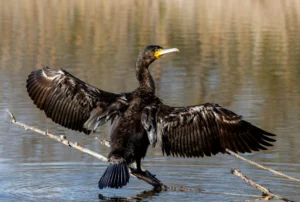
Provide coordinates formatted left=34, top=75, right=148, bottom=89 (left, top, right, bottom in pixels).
left=26, top=45, right=276, bottom=189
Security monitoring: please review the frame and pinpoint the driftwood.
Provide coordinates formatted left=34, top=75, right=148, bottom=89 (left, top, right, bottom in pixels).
left=6, top=109, right=296, bottom=201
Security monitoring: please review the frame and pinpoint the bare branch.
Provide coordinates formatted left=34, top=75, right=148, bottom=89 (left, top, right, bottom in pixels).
left=6, top=109, right=165, bottom=188
left=231, top=168, right=294, bottom=202
left=7, top=109, right=108, bottom=162
left=226, top=149, right=300, bottom=182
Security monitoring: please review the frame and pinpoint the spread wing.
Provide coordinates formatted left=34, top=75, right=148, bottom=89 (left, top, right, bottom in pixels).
left=26, top=67, right=129, bottom=134
left=154, top=103, right=275, bottom=157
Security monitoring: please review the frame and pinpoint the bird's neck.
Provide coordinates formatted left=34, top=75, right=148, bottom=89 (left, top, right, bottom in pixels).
left=135, top=60, right=155, bottom=93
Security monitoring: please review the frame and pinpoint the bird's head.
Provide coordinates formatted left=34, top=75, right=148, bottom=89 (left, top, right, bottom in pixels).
left=137, top=45, right=179, bottom=68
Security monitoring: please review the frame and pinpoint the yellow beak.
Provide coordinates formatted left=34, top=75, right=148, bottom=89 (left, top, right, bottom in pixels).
left=154, top=48, right=179, bottom=58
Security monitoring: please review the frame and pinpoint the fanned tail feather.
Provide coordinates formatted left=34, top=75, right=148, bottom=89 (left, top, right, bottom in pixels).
left=98, top=159, right=129, bottom=189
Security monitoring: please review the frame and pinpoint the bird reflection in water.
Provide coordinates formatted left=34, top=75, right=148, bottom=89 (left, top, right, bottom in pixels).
left=98, top=188, right=161, bottom=201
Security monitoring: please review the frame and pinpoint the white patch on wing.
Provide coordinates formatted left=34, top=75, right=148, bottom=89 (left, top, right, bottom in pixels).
left=179, top=115, right=184, bottom=124
left=201, top=111, right=207, bottom=121
left=212, top=110, right=221, bottom=120
left=220, top=117, right=242, bottom=124
left=58, top=69, right=65, bottom=74
left=190, top=105, right=204, bottom=113
left=118, top=96, right=128, bottom=104
left=193, top=114, right=199, bottom=123
left=212, top=107, right=242, bottom=124
left=43, top=68, right=64, bottom=80
left=68, top=77, right=76, bottom=85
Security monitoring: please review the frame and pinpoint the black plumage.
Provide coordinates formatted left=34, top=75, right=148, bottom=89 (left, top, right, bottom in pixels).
left=26, top=45, right=276, bottom=189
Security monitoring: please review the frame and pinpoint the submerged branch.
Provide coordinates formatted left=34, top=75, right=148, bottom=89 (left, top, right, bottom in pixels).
left=226, top=149, right=300, bottom=182
left=231, top=168, right=294, bottom=202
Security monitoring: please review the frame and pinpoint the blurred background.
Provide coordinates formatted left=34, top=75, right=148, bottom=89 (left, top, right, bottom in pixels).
left=0, top=0, right=299, bottom=201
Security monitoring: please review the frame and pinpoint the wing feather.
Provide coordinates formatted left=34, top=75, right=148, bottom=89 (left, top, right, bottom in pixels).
left=156, top=103, right=275, bottom=157
left=192, top=116, right=201, bottom=157
left=27, top=67, right=129, bottom=134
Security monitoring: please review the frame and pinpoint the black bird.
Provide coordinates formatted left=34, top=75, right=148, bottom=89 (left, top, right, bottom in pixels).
left=26, top=45, right=276, bottom=189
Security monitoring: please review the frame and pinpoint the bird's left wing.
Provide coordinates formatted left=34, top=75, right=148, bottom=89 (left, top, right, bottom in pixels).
left=152, top=103, right=275, bottom=157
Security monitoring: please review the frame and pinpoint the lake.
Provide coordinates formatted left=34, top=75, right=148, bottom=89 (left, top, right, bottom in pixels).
left=0, top=0, right=299, bottom=201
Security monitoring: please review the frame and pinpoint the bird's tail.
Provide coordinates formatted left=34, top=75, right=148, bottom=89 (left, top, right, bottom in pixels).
left=98, top=158, right=130, bottom=189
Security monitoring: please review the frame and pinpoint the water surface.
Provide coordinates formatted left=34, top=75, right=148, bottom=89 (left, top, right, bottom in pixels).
left=0, top=1, right=300, bottom=201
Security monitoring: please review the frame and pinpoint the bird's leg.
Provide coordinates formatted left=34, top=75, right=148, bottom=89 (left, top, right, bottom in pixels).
left=130, top=158, right=156, bottom=178
left=131, top=158, right=144, bottom=174
left=136, top=158, right=143, bottom=173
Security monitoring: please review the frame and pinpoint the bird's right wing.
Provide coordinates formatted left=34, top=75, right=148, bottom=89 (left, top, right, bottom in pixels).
left=26, top=67, right=129, bottom=134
